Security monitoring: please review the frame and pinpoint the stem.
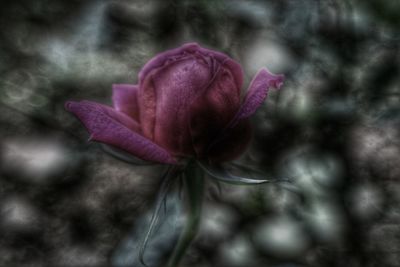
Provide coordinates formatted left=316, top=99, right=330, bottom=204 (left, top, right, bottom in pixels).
left=138, top=165, right=180, bottom=267
left=166, top=161, right=204, bottom=267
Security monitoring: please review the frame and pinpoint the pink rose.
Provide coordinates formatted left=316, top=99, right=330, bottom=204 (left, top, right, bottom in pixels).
left=65, top=43, right=283, bottom=164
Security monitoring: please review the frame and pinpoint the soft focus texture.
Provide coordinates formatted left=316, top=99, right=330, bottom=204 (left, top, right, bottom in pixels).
left=1, top=0, right=400, bottom=266
left=66, top=43, right=284, bottom=164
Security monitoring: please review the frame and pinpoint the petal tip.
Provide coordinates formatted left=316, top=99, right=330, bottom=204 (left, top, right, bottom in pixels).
left=272, top=74, right=285, bottom=89
left=182, top=42, right=200, bottom=49
left=260, top=68, right=285, bottom=90
left=64, top=101, right=76, bottom=111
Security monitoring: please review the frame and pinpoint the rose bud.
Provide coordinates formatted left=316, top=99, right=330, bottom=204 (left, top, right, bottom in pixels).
left=65, top=43, right=284, bottom=164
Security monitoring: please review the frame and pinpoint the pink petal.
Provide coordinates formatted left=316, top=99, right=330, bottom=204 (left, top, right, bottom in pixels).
left=138, top=43, right=201, bottom=85
left=230, top=68, right=284, bottom=127
left=65, top=101, right=177, bottom=164
left=221, top=58, right=244, bottom=92
left=152, top=58, right=212, bottom=155
left=112, top=84, right=140, bottom=121
left=138, top=43, right=244, bottom=157
left=138, top=43, right=244, bottom=89
left=196, top=48, right=244, bottom=90
left=139, top=56, right=213, bottom=155
left=205, top=68, right=283, bottom=160
left=189, top=67, right=242, bottom=158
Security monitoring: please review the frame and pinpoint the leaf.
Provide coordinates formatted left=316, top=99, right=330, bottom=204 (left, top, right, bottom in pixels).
left=111, top=171, right=184, bottom=267
left=138, top=166, right=178, bottom=266
left=166, top=161, right=204, bottom=267
left=198, top=161, right=291, bottom=185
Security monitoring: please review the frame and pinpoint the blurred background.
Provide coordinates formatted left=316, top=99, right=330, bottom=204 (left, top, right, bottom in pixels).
left=0, top=0, right=399, bottom=266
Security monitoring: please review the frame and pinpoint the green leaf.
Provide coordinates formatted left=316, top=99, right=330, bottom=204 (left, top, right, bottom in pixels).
left=166, top=161, right=204, bottom=267
left=138, top=166, right=179, bottom=266
left=198, top=162, right=289, bottom=185
left=111, top=190, right=184, bottom=267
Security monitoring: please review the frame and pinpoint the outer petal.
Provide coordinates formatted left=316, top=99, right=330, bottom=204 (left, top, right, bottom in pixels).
left=222, top=58, right=244, bottom=93
left=138, top=43, right=201, bottom=86
left=196, top=47, right=244, bottom=90
left=230, top=68, right=284, bottom=127
left=137, top=42, right=247, bottom=158
left=138, top=42, right=244, bottom=89
left=139, top=55, right=213, bottom=156
left=138, top=71, right=158, bottom=140
left=67, top=100, right=141, bottom=133
left=112, top=84, right=140, bottom=120
left=152, top=58, right=212, bottom=155
left=189, top=66, right=242, bottom=158
left=205, top=68, right=283, bottom=161
left=65, top=101, right=177, bottom=164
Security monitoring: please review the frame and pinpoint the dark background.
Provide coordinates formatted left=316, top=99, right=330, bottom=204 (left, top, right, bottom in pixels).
left=0, top=0, right=399, bottom=266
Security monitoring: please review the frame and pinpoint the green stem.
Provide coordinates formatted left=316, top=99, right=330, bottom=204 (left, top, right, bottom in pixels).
left=166, top=161, right=204, bottom=267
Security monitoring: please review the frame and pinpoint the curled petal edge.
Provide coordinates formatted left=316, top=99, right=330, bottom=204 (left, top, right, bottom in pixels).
left=138, top=43, right=244, bottom=89
left=65, top=101, right=177, bottom=165
left=231, top=68, right=284, bottom=127
left=206, top=68, right=284, bottom=158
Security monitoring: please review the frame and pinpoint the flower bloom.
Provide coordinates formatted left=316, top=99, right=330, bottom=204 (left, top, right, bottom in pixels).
left=65, top=43, right=284, bottom=164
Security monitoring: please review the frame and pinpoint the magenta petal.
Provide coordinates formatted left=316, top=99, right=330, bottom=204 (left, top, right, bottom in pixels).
left=138, top=43, right=244, bottom=89
left=141, top=55, right=213, bottom=155
left=221, top=58, right=244, bottom=92
left=231, top=68, right=284, bottom=127
left=112, top=84, right=140, bottom=120
left=65, top=101, right=177, bottom=164
left=138, top=43, right=201, bottom=85
left=189, top=66, right=241, bottom=158
left=67, top=100, right=141, bottom=133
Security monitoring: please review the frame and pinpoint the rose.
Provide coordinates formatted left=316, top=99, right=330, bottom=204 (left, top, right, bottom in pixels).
left=65, top=43, right=283, bottom=164
left=65, top=44, right=284, bottom=266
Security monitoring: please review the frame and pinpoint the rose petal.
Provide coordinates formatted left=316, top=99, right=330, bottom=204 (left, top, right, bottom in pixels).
left=230, top=68, right=284, bottom=127
left=138, top=43, right=217, bottom=143
left=138, top=43, right=201, bottom=86
left=222, top=58, right=244, bottom=92
left=65, top=101, right=176, bottom=164
left=189, top=67, right=242, bottom=158
left=138, top=43, right=243, bottom=89
left=197, top=49, right=244, bottom=90
left=140, top=56, right=212, bottom=156
left=205, top=68, right=283, bottom=161
left=138, top=73, right=157, bottom=140
left=112, top=84, right=140, bottom=120
left=69, top=100, right=141, bottom=133
left=154, top=58, right=213, bottom=155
